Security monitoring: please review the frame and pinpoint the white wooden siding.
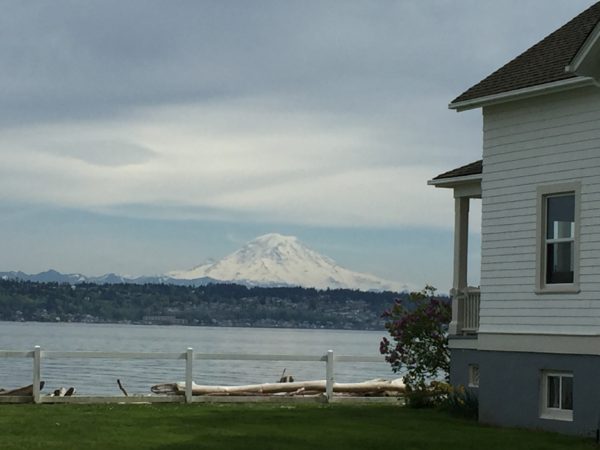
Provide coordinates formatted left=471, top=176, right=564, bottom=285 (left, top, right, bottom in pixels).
left=480, top=86, right=600, bottom=335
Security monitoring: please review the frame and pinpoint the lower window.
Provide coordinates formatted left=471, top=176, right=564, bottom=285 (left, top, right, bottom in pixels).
left=468, top=364, right=480, bottom=388
left=541, top=371, right=573, bottom=421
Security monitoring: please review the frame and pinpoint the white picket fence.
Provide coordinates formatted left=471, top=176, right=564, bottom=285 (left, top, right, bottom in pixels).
left=0, top=347, right=392, bottom=404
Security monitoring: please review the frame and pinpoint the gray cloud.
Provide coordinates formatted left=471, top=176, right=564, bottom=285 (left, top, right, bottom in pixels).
left=1, top=1, right=592, bottom=128
left=0, top=0, right=594, bottom=230
left=40, top=140, right=156, bottom=167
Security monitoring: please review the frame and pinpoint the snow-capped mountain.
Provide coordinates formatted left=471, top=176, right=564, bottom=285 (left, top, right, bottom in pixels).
left=168, top=233, right=408, bottom=292
left=2, top=234, right=409, bottom=292
left=0, top=270, right=88, bottom=284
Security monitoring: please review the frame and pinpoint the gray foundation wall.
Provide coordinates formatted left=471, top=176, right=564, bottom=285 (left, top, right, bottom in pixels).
left=450, top=347, right=600, bottom=436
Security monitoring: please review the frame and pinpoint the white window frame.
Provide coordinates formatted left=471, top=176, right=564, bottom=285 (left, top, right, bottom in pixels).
left=535, top=183, right=581, bottom=294
left=540, top=371, right=573, bottom=422
left=468, top=364, right=479, bottom=388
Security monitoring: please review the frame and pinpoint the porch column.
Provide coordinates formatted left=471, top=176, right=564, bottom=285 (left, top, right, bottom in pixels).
left=449, top=196, right=469, bottom=335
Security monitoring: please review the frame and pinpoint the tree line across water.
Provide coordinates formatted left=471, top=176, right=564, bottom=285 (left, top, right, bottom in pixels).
left=0, top=279, right=410, bottom=330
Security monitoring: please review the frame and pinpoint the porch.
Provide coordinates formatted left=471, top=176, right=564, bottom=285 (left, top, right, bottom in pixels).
left=428, top=160, right=482, bottom=336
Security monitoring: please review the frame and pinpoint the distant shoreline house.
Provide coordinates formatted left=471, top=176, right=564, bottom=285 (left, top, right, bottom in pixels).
left=430, top=2, right=600, bottom=435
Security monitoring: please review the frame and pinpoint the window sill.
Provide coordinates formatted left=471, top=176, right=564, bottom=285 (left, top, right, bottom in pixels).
left=540, top=411, right=573, bottom=422
left=535, top=286, right=580, bottom=295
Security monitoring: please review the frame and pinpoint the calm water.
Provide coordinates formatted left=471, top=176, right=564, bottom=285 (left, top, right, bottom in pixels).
left=0, top=322, right=394, bottom=396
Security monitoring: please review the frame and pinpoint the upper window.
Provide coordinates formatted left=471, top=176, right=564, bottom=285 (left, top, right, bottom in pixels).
left=536, top=183, right=580, bottom=293
left=545, top=194, right=575, bottom=284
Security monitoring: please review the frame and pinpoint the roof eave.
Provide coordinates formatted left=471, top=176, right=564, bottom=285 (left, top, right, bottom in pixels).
left=565, top=21, right=600, bottom=76
left=427, top=173, right=482, bottom=188
left=448, top=76, right=595, bottom=112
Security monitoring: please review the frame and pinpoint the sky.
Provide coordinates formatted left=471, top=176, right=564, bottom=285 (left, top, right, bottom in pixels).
left=0, top=0, right=596, bottom=293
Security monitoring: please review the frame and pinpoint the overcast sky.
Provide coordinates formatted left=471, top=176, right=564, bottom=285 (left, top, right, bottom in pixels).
left=0, top=1, right=595, bottom=292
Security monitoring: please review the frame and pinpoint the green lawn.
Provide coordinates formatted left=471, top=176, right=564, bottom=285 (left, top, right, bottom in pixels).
left=0, top=403, right=595, bottom=450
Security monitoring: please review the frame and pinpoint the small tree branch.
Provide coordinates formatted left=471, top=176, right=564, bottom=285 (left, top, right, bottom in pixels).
left=117, top=379, right=129, bottom=396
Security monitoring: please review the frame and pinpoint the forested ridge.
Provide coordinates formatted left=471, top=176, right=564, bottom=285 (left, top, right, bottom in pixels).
left=0, top=280, right=410, bottom=330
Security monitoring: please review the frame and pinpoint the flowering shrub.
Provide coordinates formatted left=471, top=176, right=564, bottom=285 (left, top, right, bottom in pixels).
left=379, top=285, right=451, bottom=394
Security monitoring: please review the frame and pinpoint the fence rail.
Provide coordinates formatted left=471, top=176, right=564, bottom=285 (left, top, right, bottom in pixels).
left=0, top=346, right=390, bottom=405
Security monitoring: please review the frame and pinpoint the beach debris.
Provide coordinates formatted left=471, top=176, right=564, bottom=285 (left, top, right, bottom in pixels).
left=278, top=368, right=294, bottom=383
left=151, top=378, right=405, bottom=397
left=117, top=379, right=129, bottom=397
left=50, top=386, right=76, bottom=397
left=52, top=387, right=67, bottom=397
left=0, top=381, right=45, bottom=396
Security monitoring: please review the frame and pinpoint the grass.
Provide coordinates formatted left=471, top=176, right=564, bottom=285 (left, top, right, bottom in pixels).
left=0, top=403, right=596, bottom=450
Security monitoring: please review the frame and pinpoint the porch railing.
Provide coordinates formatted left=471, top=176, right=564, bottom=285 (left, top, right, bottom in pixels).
left=458, top=287, right=480, bottom=335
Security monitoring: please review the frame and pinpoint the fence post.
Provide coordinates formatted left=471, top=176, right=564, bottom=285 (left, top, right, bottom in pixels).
left=185, top=347, right=193, bottom=404
left=33, top=346, right=41, bottom=404
left=325, top=349, right=334, bottom=402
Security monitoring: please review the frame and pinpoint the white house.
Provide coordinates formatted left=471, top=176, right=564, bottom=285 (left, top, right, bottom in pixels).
left=430, top=2, right=600, bottom=435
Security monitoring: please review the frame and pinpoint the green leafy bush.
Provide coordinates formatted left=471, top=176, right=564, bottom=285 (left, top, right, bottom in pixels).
left=435, top=383, right=479, bottom=419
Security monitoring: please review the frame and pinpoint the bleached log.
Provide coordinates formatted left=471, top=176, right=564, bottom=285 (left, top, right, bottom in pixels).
left=151, top=378, right=405, bottom=396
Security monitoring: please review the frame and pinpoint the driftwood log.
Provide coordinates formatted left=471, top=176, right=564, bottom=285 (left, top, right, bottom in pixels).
left=151, top=378, right=405, bottom=396
left=0, top=381, right=45, bottom=396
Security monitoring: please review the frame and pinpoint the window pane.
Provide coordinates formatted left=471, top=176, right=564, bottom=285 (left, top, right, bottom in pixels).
left=547, top=376, right=560, bottom=408
left=546, top=242, right=574, bottom=284
left=561, top=377, right=573, bottom=411
left=547, top=195, right=574, bottom=239
left=469, top=365, right=480, bottom=387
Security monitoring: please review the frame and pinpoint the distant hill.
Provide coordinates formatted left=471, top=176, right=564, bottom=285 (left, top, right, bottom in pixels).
left=0, top=270, right=217, bottom=288
left=0, top=279, right=413, bottom=330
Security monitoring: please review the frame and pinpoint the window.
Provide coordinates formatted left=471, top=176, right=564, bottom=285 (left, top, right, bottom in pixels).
left=545, top=194, right=574, bottom=284
left=540, top=371, right=573, bottom=421
left=468, top=364, right=480, bottom=388
left=536, top=184, right=580, bottom=293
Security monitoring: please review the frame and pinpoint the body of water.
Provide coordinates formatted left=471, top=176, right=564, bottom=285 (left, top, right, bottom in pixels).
left=0, top=322, right=395, bottom=396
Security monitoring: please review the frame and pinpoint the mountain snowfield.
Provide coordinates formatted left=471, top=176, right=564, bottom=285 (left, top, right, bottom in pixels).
left=168, top=233, right=408, bottom=292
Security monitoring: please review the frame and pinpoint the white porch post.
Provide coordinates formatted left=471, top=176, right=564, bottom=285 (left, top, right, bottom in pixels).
left=449, top=196, right=469, bottom=335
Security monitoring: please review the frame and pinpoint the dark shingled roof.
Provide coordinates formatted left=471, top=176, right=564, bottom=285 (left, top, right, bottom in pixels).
left=451, top=2, right=600, bottom=105
left=433, top=160, right=482, bottom=181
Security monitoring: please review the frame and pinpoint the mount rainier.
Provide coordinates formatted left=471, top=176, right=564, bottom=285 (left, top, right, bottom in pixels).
left=1, top=234, right=409, bottom=292
left=168, top=233, right=408, bottom=292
